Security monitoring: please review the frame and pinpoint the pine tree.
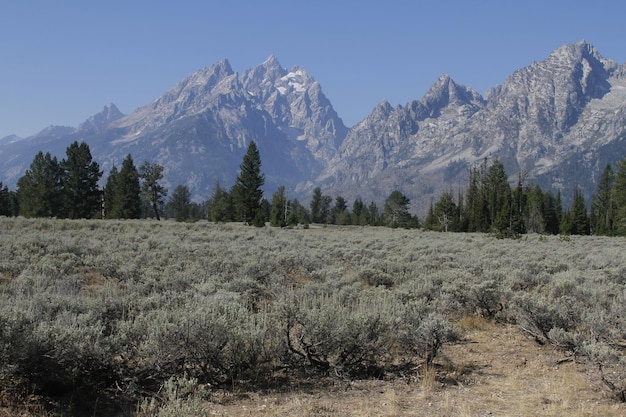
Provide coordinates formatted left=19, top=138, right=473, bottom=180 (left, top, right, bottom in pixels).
left=436, top=192, right=459, bottom=232
left=610, top=158, right=626, bottom=235
left=560, top=210, right=572, bottom=235
left=352, top=198, right=369, bottom=225
left=384, top=190, right=412, bottom=228
left=423, top=200, right=437, bottom=231
left=167, top=184, right=191, bottom=222
left=270, top=186, right=288, bottom=227
left=555, top=190, right=563, bottom=229
left=310, top=187, right=323, bottom=223
left=309, top=187, right=332, bottom=224
left=465, top=162, right=489, bottom=232
left=286, top=198, right=309, bottom=226
left=590, top=164, right=615, bottom=235
left=103, top=165, right=119, bottom=219
left=485, top=159, right=512, bottom=233
left=320, top=195, right=332, bottom=224
left=61, top=141, right=102, bottom=219
left=232, top=141, right=265, bottom=225
left=524, top=185, right=544, bottom=234
left=368, top=201, right=380, bottom=226
left=510, top=174, right=527, bottom=234
left=0, top=182, right=15, bottom=216
left=542, top=191, right=560, bottom=235
left=17, top=151, right=63, bottom=217
left=457, top=190, right=467, bottom=232
left=332, top=195, right=350, bottom=225
left=258, top=198, right=270, bottom=226
left=209, top=182, right=233, bottom=223
left=570, top=187, right=590, bottom=235
left=109, top=154, right=141, bottom=219
left=139, top=162, right=167, bottom=220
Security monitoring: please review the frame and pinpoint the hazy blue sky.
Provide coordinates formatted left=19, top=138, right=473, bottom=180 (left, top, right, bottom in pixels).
left=1, top=0, right=625, bottom=138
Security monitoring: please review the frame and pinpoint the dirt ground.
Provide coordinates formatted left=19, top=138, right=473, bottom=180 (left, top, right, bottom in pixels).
left=205, top=319, right=626, bottom=417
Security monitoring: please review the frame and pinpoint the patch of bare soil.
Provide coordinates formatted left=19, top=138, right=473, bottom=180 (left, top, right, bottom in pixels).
left=205, top=320, right=626, bottom=416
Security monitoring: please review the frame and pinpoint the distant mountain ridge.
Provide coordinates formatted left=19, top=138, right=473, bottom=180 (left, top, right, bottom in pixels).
left=1, top=41, right=625, bottom=212
left=317, top=41, right=626, bottom=210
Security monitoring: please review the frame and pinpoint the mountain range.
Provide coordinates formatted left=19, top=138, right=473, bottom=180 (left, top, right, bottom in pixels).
left=1, top=40, right=625, bottom=214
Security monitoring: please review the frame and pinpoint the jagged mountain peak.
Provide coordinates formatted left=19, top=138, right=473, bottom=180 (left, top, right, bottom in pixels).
left=172, top=59, right=235, bottom=94
left=113, top=59, right=241, bottom=132
left=549, top=40, right=609, bottom=64
left=421, top=74, right=485, bottom=118
left=276, top=66, right=315, bottom=96
left=431, top=73, right=453, bottom=87
left=262, top=54, right=282, bottom=69
left=103, top=102, right=122, bottom=115
left=487, top=41, right=618, bottom=134
left=243, top=57, right=315, bottom=99
left=79, top=103, right=124, bottom=131
left=515, top=41, right=615, bottom=89
left=244, top=55, right=287, bottom=91
left=147, top=59, right=237, bottom=109
left=241, top=56, right=347, bottom=156
left=348, top=100, right=394, bottom=130
left=377, top=99, right=394, bottom=112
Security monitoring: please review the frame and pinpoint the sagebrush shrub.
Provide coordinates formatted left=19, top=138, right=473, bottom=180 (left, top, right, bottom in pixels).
left=2, top=218, right=626, bottom=413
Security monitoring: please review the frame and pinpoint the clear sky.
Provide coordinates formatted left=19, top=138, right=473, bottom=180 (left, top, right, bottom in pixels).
left=1, top=0, right=625, bottom=139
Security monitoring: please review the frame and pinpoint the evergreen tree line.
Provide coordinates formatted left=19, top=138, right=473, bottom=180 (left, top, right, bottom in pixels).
left=1, top=141, right=170, bottom=220
left=4, top=140, right=626, bottom=235
left=205, top=183, right=418, bottom=228
left=423, top=158, right=626, bottom=236
left=1, top=140, right=419, bottom=228
left=203, top=142, right=419, bottom=228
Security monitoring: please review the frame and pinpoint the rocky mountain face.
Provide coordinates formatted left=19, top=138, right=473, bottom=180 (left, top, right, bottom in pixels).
left=1, top=41, right=625, bottom=212
left=317, top=41, right=626, bottom=211
left=0, top=57, right=347, bottom=200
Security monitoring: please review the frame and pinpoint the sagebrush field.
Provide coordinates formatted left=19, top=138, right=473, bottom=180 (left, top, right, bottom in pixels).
left=1, top=218, right=626, bottom=416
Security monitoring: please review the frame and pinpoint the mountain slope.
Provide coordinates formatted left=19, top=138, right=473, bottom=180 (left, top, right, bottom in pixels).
left=0, top=57, right=347, bottom=201
left=316, top=41, right=626, bottom=211
left=1, top=41, right=625, bottom=212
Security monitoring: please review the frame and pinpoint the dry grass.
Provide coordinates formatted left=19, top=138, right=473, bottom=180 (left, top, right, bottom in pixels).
left=203, top=319, right=626, bottom=417
left=2, top=220, right=626, bottom=416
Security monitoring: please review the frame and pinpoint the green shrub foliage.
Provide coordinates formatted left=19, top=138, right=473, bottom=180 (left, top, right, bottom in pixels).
left=5, top=151, right=626, bottom=415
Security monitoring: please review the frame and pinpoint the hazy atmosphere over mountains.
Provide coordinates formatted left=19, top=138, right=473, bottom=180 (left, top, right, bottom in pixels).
left=1, top=41, right=626, bottom=213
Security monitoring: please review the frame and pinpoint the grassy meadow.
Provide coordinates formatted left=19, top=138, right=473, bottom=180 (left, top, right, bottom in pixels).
left=1, top=217, right=626, bottom=416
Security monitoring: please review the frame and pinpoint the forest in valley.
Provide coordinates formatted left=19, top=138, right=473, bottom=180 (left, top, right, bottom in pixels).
left=2, top=140, right=626, bottom=237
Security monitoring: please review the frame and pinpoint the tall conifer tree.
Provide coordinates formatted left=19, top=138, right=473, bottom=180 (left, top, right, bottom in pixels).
left=17, top=151, right=63, bottom=217
left=232, top=141, right=265, bottom=226
left=167, top=184, right=192, bottom=221
left=270, top=186, right=288, bottom=227
left=542, top=191, right=560, bottom=235
left=310, top=187, right=324, bottom=223
left=0, top=182, right=16, bottom=216
left=568, top=187, right=590, bottom=235
left=61, top=141, right=102, bottom=219
left=590, top=164, right=615, bottom=235
left=485, top=159, right=512, bottom=232
left=209, top=181, right=233, bottom=223
left=139, top=162, right=167, bottom=220
left=611, top=159, right=626, bottom=235
left=110, top=154, right=141, bottom=219
left=384, top=190, right=412, bottom=228
left=103, top=165, right=119, bottom=219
